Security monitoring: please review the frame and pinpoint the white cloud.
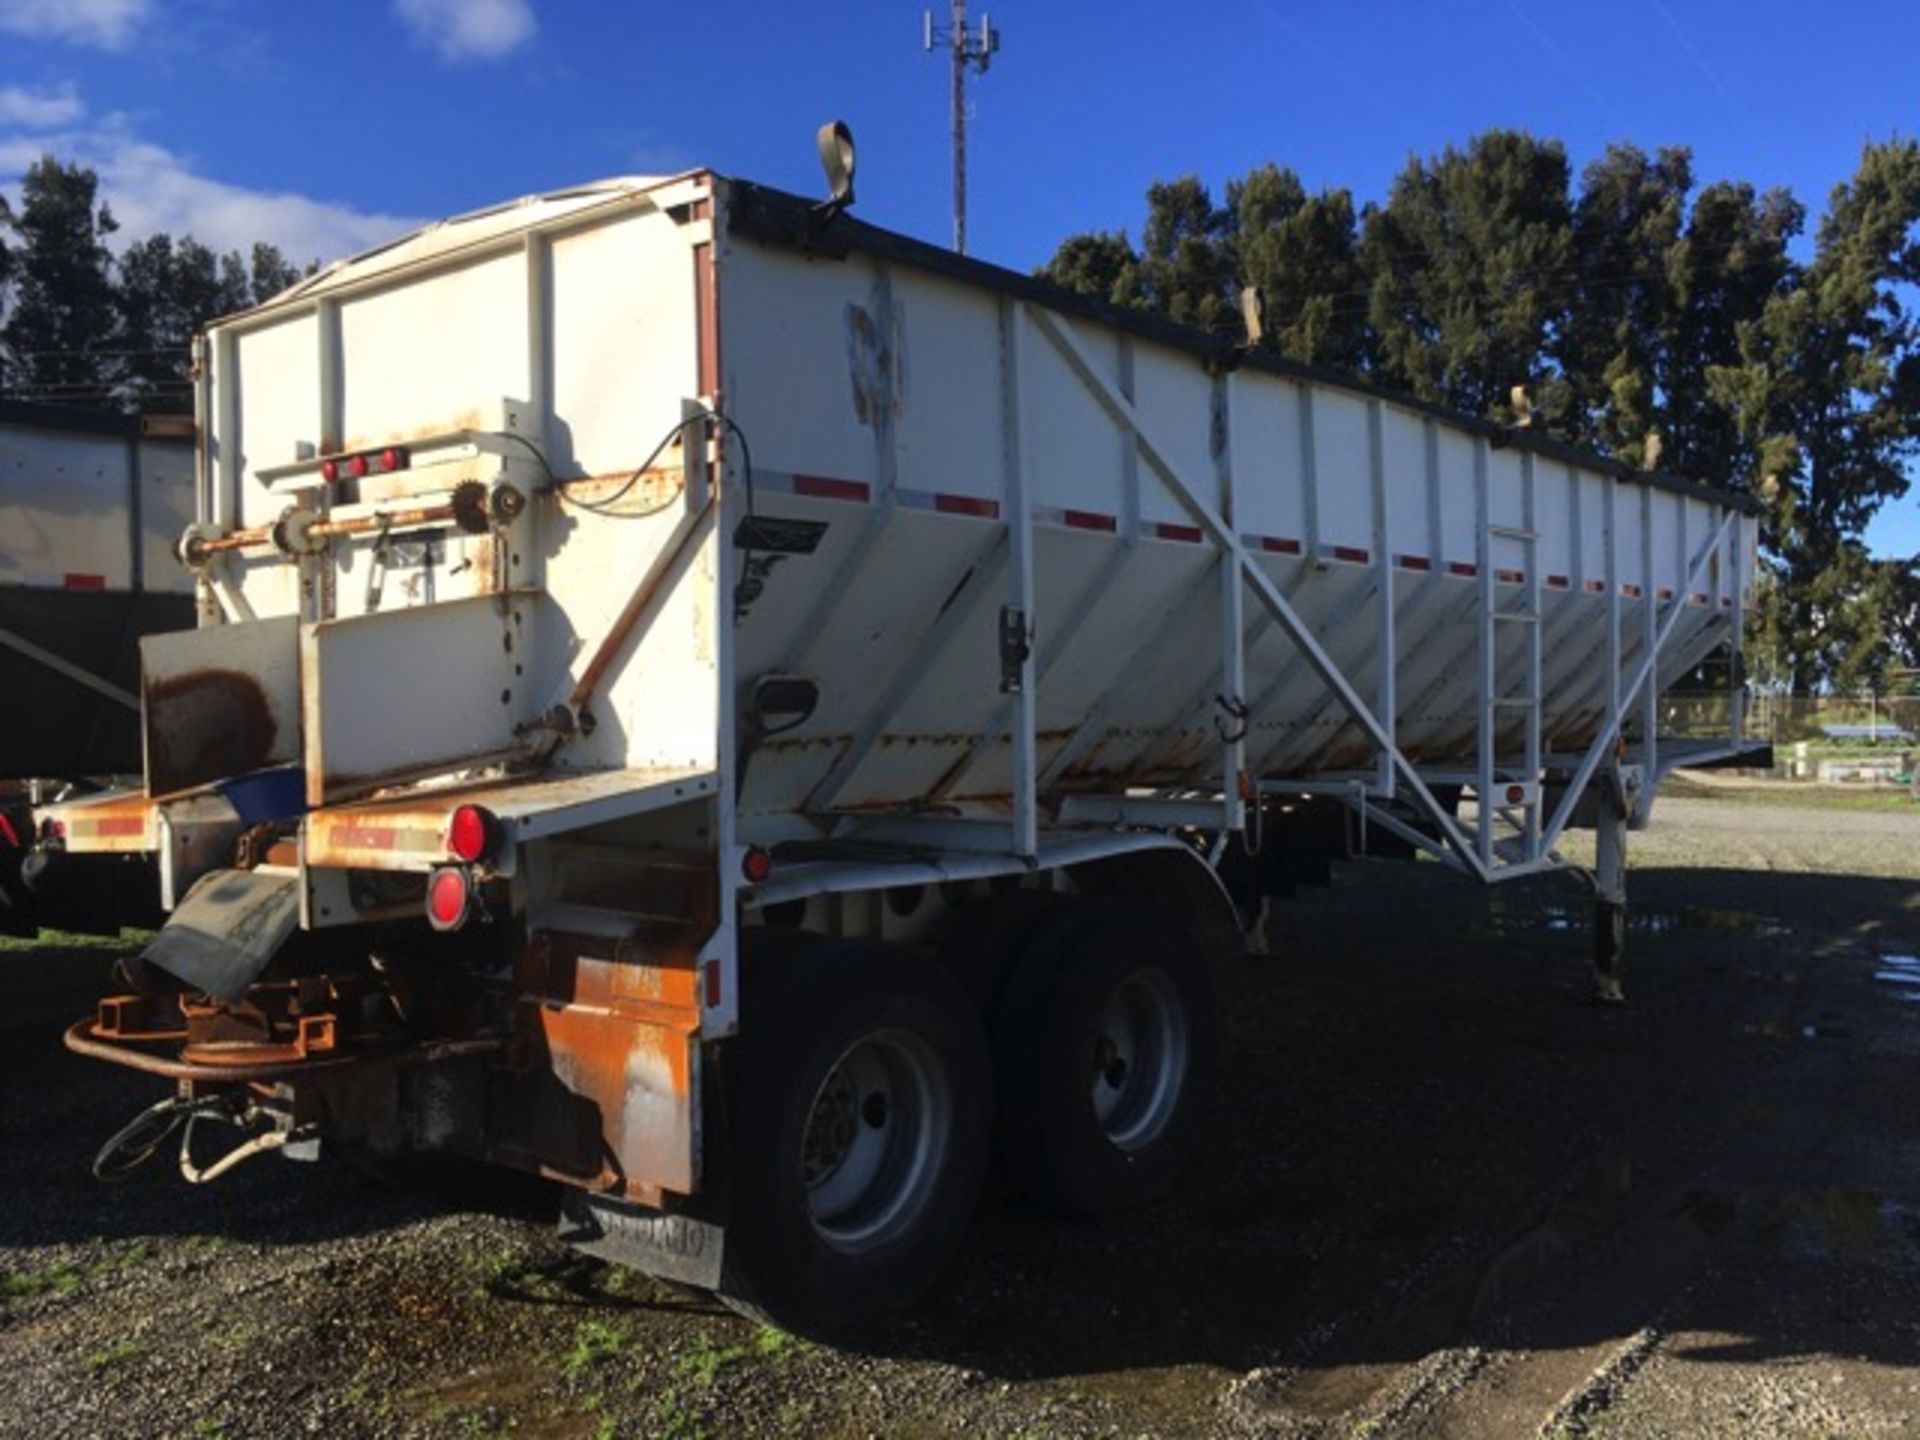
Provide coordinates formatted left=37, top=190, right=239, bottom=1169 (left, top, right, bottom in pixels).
left=0, top=115, right=426, bottom=268
left=0, top=84, right=84, bottom=128
left=392, top=0, right=535, bottom=62
left=0, top=0, right=151, bottom=49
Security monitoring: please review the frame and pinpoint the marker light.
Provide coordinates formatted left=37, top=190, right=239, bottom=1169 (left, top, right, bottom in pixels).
left=742, top=846, right=773, bottom=883
left=377, top=446, right=409, bottom=473
left=346, top=454, right=370, bottom=479
left=320, top=459, right=340, bottom=483
left=427, top=867, right=471, bottom=931
left=447, top=804, right=503, bottom=865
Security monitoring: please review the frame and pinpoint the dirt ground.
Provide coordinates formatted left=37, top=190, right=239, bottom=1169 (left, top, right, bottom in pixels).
left=4, top=787, right=1920, bottom=1439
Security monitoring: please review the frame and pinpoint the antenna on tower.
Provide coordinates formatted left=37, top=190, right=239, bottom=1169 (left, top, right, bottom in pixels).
left=924, top=2, right=1001, bottom=255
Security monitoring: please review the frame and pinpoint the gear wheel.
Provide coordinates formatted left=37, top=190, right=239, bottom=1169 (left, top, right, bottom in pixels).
left=450, top=479, right=491, bottom=535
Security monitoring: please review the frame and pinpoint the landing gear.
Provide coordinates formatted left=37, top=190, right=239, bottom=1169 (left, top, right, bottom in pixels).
left=1591, top=764, right=1636, bottom=1004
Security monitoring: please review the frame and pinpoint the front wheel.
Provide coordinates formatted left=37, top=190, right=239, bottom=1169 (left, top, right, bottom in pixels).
left=717, top=940, right=992, bottom=1337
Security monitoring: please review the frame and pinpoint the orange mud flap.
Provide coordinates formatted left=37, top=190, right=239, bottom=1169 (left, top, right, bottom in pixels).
left=141, top=867, right=301, bottom=1002
left=557, top=1190, right=727, bottom=1291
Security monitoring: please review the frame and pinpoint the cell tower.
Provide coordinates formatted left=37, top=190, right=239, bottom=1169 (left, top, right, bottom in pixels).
left=924, top=2, right=1001, bottom=255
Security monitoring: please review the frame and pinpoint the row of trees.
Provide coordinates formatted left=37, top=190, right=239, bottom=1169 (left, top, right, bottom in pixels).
left=1040, top=134, right=1920, bottom=694
left=0, top=156, right=306, bottom=413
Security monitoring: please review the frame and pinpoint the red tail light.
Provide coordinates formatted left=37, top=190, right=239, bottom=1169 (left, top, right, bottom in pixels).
left=346, top=454, right=370, bottom=479
left=741, top=846, right=773, bottom=883
left=320, top=458, right=340, bottom=483
left=447, top=804, right=503, bottom=865
left=376, top=446, right=409, bottom=473
left=427, top=867, right=471, bottom=930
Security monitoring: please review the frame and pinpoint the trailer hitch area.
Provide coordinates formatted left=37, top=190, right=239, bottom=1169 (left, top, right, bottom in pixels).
left=92, top=1092, right=318, bottom=1185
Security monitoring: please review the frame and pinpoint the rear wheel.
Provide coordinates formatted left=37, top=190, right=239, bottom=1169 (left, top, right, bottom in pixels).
left=718, top=940, right=992, bottom=1337
left=994, top=903, right=1216, bottom=1217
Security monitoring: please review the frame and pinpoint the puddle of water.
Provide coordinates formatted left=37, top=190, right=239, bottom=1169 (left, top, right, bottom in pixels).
left=1481, top=901, right=1789, bottom=940
left=1873, top=952, right=1920, bottom=1001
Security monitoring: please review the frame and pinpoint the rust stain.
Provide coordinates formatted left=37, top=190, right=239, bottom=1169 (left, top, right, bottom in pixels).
left=551, top=466, right=686, bottom=515
left=145, top=668, right=277, bottom=797
left=845, top=299, right=906, bottom=432
left=341, top=408, right=488, bottom=456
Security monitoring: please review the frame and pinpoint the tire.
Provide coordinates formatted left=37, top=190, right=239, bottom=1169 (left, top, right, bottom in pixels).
left=993, top=902, right=1217, bottom=1218
left=717, top=940, right=992, bottom=1338
left=933, top=889, right=1067, bottom=1014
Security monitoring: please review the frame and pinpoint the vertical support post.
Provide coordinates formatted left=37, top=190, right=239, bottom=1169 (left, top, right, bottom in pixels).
left=1369, top=400, right=1394, bottom=798
left=316, top=298, right=341, bottom=453
left=1604, top=478, right=1620, bottom=735
left=1001, top=298, right=1037, bottom=858
left=1729, top=512, right=1746, bottom=743
left=1218, top=372, right=1246, bottom=833
left=1474, top=438, right=1494, bottom=868
left=523, top=232, right=552, bottom=461
left=1592, top=766, right=1629, bottom=1004
left=1639, top=485, right=1657, bottom=798
left=1297, top=385, right=1320, bottom=556
left=1522, top=451, right=1542, bottom=856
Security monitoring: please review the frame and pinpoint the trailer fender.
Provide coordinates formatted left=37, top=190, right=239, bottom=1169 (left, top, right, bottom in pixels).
left=1065, top=843, right=1243, bottom=957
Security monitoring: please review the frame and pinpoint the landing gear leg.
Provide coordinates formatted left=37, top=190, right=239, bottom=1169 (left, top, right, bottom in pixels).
left=1591, top=765, right=1632, bottom=1004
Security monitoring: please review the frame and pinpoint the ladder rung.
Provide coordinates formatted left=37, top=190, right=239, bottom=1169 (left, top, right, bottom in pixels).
left=1492, top=697, right=1539, bottom=708
left=1487, top=525, right=1539, bottom=541
left=1491, top=611, right=1540, bottom=623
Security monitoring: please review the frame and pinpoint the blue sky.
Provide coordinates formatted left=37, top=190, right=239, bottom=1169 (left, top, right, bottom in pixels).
left=3, top=0, right=1917, bottom=548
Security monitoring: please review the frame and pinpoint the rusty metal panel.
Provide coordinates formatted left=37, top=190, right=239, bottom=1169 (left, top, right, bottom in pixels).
left=526, top=934, right=702, bottom=1198
left=142, top=615, right=301, bottom=797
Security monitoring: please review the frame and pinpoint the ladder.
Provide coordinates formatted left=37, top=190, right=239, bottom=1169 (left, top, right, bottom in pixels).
left=1476, top=447, right=1544, bottom=868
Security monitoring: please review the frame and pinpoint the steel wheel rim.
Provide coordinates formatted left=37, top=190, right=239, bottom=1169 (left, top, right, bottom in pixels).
left=800, top=1029, right=951, bottom=1252
left=1090, top=967, right=1188, bottom=1152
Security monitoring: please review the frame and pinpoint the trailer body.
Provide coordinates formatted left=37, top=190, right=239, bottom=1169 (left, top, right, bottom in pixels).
left=0, top=401, right=196, bottom=780
left=45, top=167, right=1762, bottom=1332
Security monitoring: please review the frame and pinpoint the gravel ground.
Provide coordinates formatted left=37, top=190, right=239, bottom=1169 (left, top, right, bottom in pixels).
left=4, top=784, right=1920, bottom=1438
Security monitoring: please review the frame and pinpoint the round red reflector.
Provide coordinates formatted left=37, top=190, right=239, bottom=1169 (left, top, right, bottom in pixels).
left=320, top=458, right=339, bottom=483
left=427, top=867, right=469, bottom=929
left=347, top=453, right=370, bottom=479
left=378, top=446, right=407, bottom=473
left=1505, top=784, right=1525, bottom=805
left=741, top=846, right=773, bottom=884
left=447, top=805, right=501, bottom=864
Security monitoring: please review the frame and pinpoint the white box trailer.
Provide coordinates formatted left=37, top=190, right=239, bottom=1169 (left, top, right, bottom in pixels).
left=45, top=145, right=1762, bottom=1334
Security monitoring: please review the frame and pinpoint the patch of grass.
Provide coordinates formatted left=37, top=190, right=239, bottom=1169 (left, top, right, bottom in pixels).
left=673, top=1334, right=752, bottom=1386
left=86, top=1337, right=141, bottom=1372
left=0, top=926, right=150, bottom=955
left=188, top=1420, right=227, bottom=1440
left=563, top=1318, right=632, bottom=1378
left=1664, top=776, right=1919, bottom=813
left=751, top=1325, right=798, bottom=1360
left=0, top=1262, right=82, bottom=1303
left=651, top=1396, right=708, bottom=1440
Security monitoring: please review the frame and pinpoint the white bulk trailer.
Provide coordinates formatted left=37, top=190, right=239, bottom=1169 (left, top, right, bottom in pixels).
left=47, top=153, right=1762, bottom=1335
left=0, top=402, right=196, bottom=780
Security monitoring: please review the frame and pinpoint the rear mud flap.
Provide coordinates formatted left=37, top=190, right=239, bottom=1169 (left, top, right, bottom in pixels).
left=557, top=1189, right=725, bottom=1291
left=142, top=867, right=300, bottom=1002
